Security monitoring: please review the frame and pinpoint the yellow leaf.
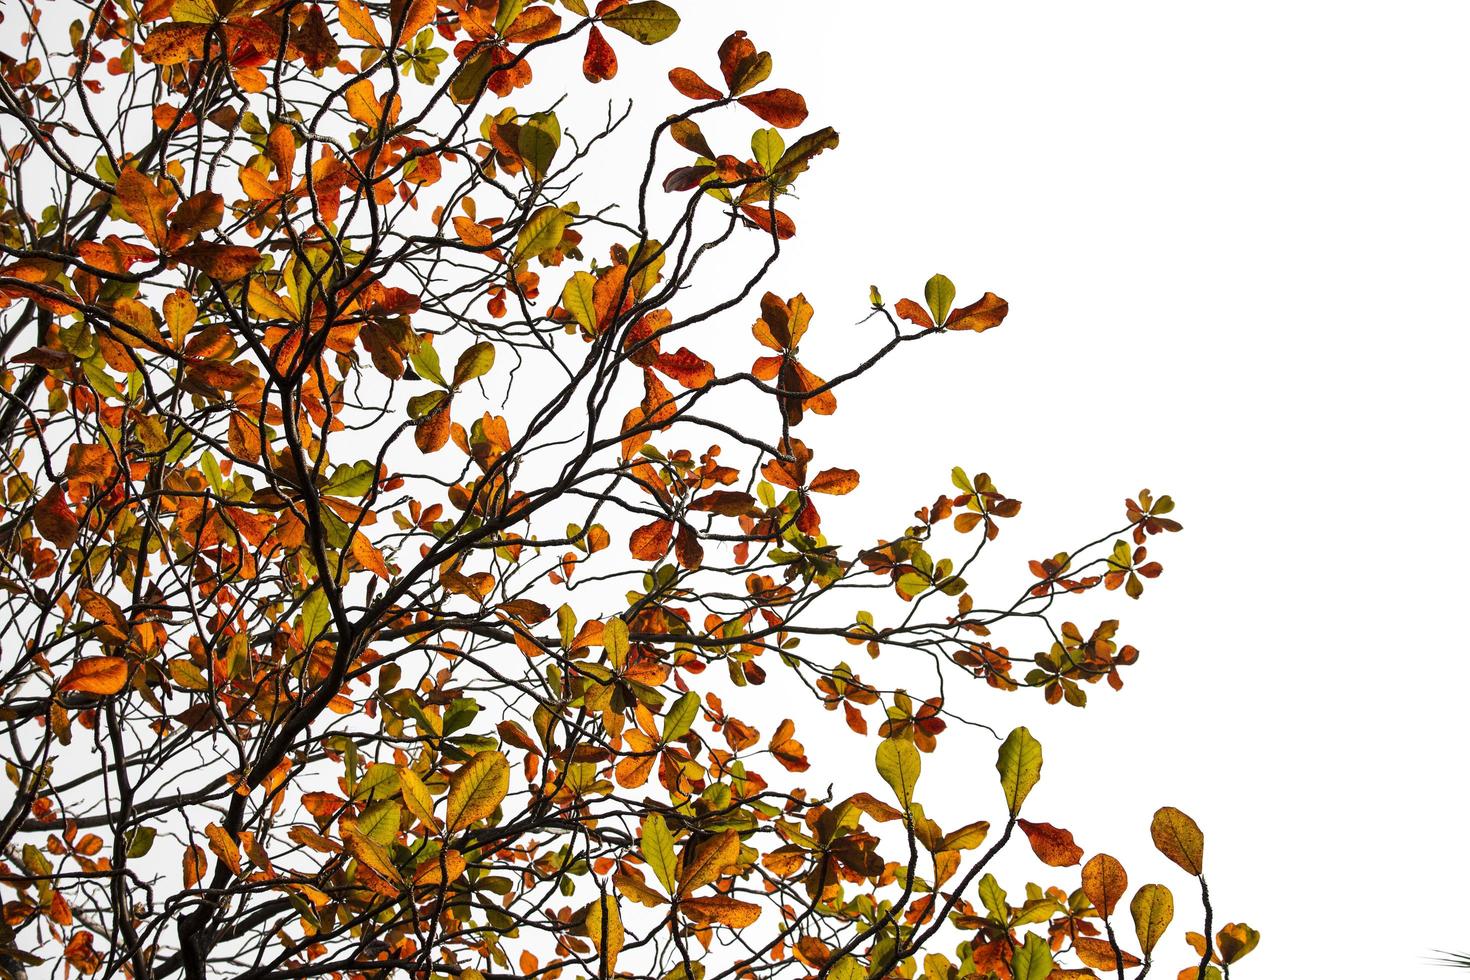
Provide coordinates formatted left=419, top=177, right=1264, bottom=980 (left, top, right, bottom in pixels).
left=445, top=750, right=508, bottom=832
left=1130, top=883, right=1174, bottom=954
left=875, top=737, right=920, bottom=809
left=678, top=895, right=762, bottom=927
left=411, top=849, right=466, bottom=886
left=344, top=827, right=400, bottom=884
left=584, top=893, right=624, bottom=971
left=640, top=813, right=677, bottom=894
left=995, top=726, right=1043, bottom=816
left=204, top=824, right=241, bottom=876
left=1150, top=806, right=1204, bottom=876
left=398, top=766, right=438, bottom=831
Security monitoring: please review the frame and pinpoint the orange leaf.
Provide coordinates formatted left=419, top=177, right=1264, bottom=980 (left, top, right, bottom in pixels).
left=165, top=192, right=224, bottom=251
left=654, top=348, right=714, bottom=388
left=669, top=67, right=722, bottom=100
left=809, top=467, right=859, bottom=496
left=629, top=518, right=673, bottom=561
left=1081, top=853, right=1128, bottom=917
left=182, top=844, right=208, bottom=887
left=1017, top=819, right=1082, bottom=867
left=415, top=400, right=452, bottom=453
left=677, top=829, right=739, bottom=896
left=351, top=533, right=390, bottom=579
left=1072, top=937, right=1141, bottom=971
left=894, top=298, right=935, bottom=329
left=1150, top=806, right=1205, bottom=876
left=737, top=89, right=808, bottom=129
left=58, top=656, right=128, bottom=696
left=114, top=168, right=174, bottom=248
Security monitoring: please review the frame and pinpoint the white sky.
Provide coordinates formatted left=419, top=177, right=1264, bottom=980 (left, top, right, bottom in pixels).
left=587, top=1, right=1470, bottom=975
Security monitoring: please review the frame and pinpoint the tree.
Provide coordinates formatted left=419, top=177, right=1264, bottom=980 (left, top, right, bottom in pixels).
left=0, top=3, right=1257, bottom=979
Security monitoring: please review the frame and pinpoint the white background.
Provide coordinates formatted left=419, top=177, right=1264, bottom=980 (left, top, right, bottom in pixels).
left=591, top=2, right=1470, bottom=975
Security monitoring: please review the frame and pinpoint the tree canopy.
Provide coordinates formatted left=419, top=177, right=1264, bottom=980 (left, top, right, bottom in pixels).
left=0, top=2, right=1256, bottom=979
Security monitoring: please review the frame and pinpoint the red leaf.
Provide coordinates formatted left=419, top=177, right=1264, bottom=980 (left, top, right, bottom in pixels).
left=894, top=298, right=935, bottom=329
left=1017, top=819, right=1083, bottom=867
left=582, top=26, right=617, bottom=82
left=736, top=89, right=808, bottom=128
left=944, top=292, right=1008, bottom=332
left=668, top=67, right=722, bottom=100
left=654, top=347, right=714, bottom=388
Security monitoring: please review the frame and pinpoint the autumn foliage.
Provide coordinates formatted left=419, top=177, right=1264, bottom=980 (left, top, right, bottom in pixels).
left=0, top=2, right=1254, bottom=979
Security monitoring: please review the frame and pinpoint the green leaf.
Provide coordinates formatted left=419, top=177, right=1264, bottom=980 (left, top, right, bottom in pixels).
left=875, top=737, right=921, bottom=810
left=301, top=589, right=329, bottom=643
left=640, top=813, right=678, bottom=894
left=772, top=126, right=838, bottom=183
left=752, top=128, right=784, bottom=174
left=828, top=959, right=864, bottom=980
left=1010, top=932, right=1053, bottom=980
left=407, top=389, right=449, bottom=420
left=662, top=691, right=700, bottom=741
left=1129, top=882, right=1174, bottom=954
left=324, top=460, right=377, bottom=497
left=977, top=872, right=1007, bottom=923
left=356, top=799, right=402, bottom=846
left=604, top=617, right=629, bottom=667
left=126, top=826, right=156, bottom=858
left=410, top=339, right=448, bottom=388
left=517, top=111, right=561, bottom=182
left=493, top=0, right=525, bottom=34
left=995, top=726, right=1042, bottom=816
left=452, top=341, right=496, bottom=387
left=600, top=1, right=679, bottom=43
left=924, top=274, right=956, bottom=328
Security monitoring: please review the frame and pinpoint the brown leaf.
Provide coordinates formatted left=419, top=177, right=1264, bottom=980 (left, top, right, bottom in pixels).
left=1017, top=819, right=1083, bottom=867
left=165, top=192, right=224, bottom=251
left=114, top=168, right=174, bottom=248
left=945, top=292, right=1009, bottom=332
left=172, top=243, right=260, bottom=281
left=677, top=829, right=739, bottom=895
left=415, top=400, right=452, bottom=453
left=737, top=89, right=808, bottom=129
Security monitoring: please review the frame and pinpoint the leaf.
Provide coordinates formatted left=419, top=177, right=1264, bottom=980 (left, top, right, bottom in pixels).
left=415, top=401, right=452, bottom=453
left=514, top=206, right=572, bottom=262
left=1150, top=806, right=1204, bottom=876
left=629, top=518, right=673, bottom=561
left=1073, top=938, right=1141, bottom=971
left=945, top=292, right=1009, bottom=332
left=640, top=814, right=678, bottom=894
left=1081, top=853, right=1128, bottom=917
left=662, top=690, right=700, bottom=741
left=350, top=533, right=390, bottom=580
left=517, top=112, right=561, bottom=183
left=397, top=767, right=438, bottom=831
left=115, top=168, right=173, bottom=249
left=924, top=274, right=956, bottom=328
left=809, top=467, right=859, bottom=495
left=1016, top=820, right=1082, bottom=867
left=737, top=89, right=808, bottom=129
left=344, top=828, right=400, bottom=884
left=679, top=895, right=762, bottom=927
left=875, top=737, right=920, bottom=809
left=1010, top=931, right=1053, bottom=980
left=599, top=1, right=679, bottom=44
left=1129, top=883, right=1174, bottom=954
left=677, top=829, right=738, bottom=896
left=338, top=0, right=384, bottom=46
left=411, top=849, right=466, bottom=886
left=58, top=657, right=128, bottom=696
left=584, top=893, right=624, bottom=971
left=582, top=26, right=617, bottom=82
left=772, top=126, right=839, bottom=182
left=561, top=272, right=597, bottom=333
left=452, top=342, right=496, bottom=387
left=1216, top=922, right=1260, bottom=964
left=205, top=824, right=241, bottom=876
left=669, top=67, right=722, bottom=100
left=995, top=726, right=1042, bottom=816
left=35, top=485, right=79, bottom=549
left=445, top=750, right=509, bottom=831
left=182, top=844, right=208, bottom=887
left=172, top=243, right=260, bottom=281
